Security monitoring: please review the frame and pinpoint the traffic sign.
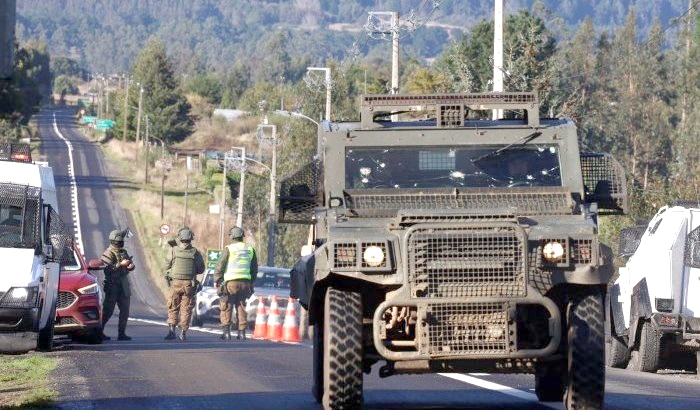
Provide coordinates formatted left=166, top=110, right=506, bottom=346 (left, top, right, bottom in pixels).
left=160, top=224, right=171, bottom=235
left=81, top=116, right=96, bottom=124
left=206, top=249, right=223, bottom=270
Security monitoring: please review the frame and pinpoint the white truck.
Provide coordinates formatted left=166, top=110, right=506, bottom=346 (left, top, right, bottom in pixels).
left=0, top=143, right=72, bottom=353
left=608, top=203, right=700, bottom=373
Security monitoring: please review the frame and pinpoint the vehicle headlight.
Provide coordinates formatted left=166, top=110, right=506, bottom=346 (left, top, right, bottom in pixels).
left=78, top=283, right=99, bottom=295
left=10, top=287, right=28, bottom=300
left=363, top=245, right=385, bottom=267
left=542, top=241, right=565, bottom=262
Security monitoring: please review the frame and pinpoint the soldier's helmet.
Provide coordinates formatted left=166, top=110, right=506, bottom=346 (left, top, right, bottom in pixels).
left=109, top=229, right=125, bottom=246
left=229, top=226, right=244, bottom=240
left=178, top=227, right=194, bottom=241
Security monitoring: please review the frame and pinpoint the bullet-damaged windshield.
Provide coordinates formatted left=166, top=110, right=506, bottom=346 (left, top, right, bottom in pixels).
left=345, top=145, right=561, bottom=189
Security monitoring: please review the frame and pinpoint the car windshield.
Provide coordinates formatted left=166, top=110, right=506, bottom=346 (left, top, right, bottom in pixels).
left=254, top=268, right=291, bottom=289
left=345, top=145, right=561, bottom=189
left=202, top=271, right=216, bottom=287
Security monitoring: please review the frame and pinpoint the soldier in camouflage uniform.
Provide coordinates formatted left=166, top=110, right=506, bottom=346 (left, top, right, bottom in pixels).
left=214, top=226, right=257, bottom=340
left=100, top=229, right=135, bottom=341
left=164, top=227, right=205, bottom=341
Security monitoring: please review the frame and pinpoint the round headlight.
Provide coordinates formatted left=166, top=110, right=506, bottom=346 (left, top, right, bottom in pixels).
left=363, top=245, right=385, bottom=267
left=543, top=241, right=565, bottom=261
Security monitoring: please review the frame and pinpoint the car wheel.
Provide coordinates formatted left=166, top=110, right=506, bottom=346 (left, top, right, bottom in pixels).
left=191, top=309, right=203, bottom=327
left=85, top=328, right=103, bottom=344
left=564, top=287, right=605, bottom=410
left=322, top=288, right=363, bottom=410
left=37, top=303, right=56, bottom=352
left=627, top=319, right=660, bottom=372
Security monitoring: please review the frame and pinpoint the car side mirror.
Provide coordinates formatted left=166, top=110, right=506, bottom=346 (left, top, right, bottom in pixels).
left=88, top=259, right=104, bottom=270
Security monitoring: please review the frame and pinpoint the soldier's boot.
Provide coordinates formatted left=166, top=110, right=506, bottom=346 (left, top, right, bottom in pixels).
left=237, top=328, right=246, bottom=340
left=164, top=325, right=176, bottom=340
left=220, top=325, right=231, bottom=341
left=178, top=327, right=187, bottom=341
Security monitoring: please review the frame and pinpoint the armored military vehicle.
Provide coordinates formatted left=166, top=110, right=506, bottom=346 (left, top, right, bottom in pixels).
left=279, top=93, right=627, bottom=410
left=608, top=203, right=700, bottom=373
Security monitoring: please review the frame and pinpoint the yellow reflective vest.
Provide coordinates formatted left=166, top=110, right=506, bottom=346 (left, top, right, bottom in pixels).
left=224, top=241, right=254, bottom=281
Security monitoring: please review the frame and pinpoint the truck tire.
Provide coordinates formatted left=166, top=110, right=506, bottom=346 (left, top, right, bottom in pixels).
left=535, top=361, right=565, bottom=402
left=564, top=287, right=605, bottom=410
left=322, top=288, right=363, bottom=410
left=627, top=319, right=660, bottom=372
left=312, top=322, right=323, bottom=404
left=606, top=334, right=629, bottom=368
left=37, top=304, right=56, bottom=352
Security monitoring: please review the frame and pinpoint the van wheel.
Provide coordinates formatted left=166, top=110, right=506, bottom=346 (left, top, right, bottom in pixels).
left=564, top=287, right=605, bottom=410
left=312, top=322, right=323, bottom=404
left=37, top=304, right=56, bottom=352
left=322, top=288, right=363, bottom=410
left=627, top=319, right=660, bottom=372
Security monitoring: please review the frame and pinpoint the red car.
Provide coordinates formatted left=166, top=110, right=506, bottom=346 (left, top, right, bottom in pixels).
left=54, top=244, right=103, bottom=343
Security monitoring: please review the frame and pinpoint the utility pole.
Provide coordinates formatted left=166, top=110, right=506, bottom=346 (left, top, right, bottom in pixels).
left=492, top=0, right=504, bottom=120
left=122, top=76, right=129, bottom=140
left=135, top=86, right=143, bottom=148
left=367, top=11, right=400, bottom=121
left=234, top=147, right=246, bottom=228
left=307, top=67, right=332, bottom=121
left=256, top=122, right=278, bottom=266
left=143, top=115, right=149, bottom=184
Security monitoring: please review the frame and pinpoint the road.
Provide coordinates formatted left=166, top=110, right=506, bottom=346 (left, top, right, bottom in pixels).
left=33, top=107, right=700, bottom=410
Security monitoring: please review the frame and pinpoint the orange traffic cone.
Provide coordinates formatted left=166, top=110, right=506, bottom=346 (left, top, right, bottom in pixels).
left=282, top=297, right=300, bottom=343
left=252, top=296, right=268, bottom=339
left=266, top=295, right=283, bottom=341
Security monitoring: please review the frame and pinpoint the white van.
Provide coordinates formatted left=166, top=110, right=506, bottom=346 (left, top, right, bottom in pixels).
left=609, top=203, right=700, bottom=372
left=0, top=143, right=72, bottom=353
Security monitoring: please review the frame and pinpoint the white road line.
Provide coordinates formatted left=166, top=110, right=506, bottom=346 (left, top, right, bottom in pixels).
left=438, top=372, right=562, bottom=409
left=52, top=112, right=85, bottom=255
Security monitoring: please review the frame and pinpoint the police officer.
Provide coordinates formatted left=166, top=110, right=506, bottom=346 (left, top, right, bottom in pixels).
left=214, top=226, right=257, bottom=340
left=100, top=229, right=135, bottom=341
left=164, top=227, right=205, bottom=341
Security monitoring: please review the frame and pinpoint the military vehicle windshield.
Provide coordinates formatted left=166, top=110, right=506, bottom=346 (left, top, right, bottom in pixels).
left=345, top=145, right=561, bottom=189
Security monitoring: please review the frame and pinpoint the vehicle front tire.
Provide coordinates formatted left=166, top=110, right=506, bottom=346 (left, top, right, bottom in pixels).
left=37, top=304, right=56, bottom=352
left=191, top=309, right=203, bottom=327
left=322, top=288, right=363, bottom=410
left=627, top=319, right=660, bottom=372
left=535, top=361, right=565, bottom=402
left=606, top=334, right=629, bottom=368
left=564, top=287, right=605, bottom=410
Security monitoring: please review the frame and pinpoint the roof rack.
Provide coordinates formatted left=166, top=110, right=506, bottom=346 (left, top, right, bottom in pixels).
left=0, top=143, right=32, bottom=163
left=360, top=92, right=539, bottom=129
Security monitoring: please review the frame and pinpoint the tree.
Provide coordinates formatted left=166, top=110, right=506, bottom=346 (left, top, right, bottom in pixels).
left=132, top=38, right=193, bottom=143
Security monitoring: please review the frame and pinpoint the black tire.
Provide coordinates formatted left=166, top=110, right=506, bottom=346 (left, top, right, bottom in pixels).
left=564, top=287, right=605, bottom=410
left=37, top=304, right=56, bottom=352
left=606, top=334, right=628, bottom=368
left=627, top=319, right=660, bottom=372
left=191, top=309, right=203, bottom=327
left=535, top=361, right=566, bottom=402
left=85, top=328, right=103, bottom=345
left=312, top=322, right=323, bottom=404
left=322, top=288, right=363, bottom=410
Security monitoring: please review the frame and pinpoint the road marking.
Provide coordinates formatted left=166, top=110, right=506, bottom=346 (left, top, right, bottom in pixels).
left=438, top=372, right=562, bottom=409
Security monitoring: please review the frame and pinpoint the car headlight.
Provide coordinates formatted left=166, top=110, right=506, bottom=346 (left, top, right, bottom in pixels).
left=363, top=245, right=385, bottom=267
left=78, top=283, right=99, bottom=295
left=542, top=241, right=565, bottom=262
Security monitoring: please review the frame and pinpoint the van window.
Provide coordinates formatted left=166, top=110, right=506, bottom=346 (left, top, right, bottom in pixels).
left=685, top=225, right=700, bottom=268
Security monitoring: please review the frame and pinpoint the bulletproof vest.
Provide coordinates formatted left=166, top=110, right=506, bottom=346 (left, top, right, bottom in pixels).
left=170, top=246, right=197, bottom=280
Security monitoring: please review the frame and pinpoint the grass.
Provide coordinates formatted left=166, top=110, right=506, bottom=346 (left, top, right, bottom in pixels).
left=0, top=355, right=58, bottom=408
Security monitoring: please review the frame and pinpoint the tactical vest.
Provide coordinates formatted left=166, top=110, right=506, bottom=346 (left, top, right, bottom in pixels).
left=224, top=242, right=253, bottom=281
left=170, top=246, right=198, bottom=280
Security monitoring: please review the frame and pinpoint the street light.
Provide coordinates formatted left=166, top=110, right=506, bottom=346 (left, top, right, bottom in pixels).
left=306, top=67, right=332, bottom=121
left=218, top=148, right=247, bottom=249
left=256, top=121, right=279, bottom=266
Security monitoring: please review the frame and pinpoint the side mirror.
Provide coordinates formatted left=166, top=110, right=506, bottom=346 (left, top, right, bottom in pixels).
left=88, top=259, right=104, bottom=270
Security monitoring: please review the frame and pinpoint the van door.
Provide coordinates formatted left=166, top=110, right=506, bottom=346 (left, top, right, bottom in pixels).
left=684, top=212, right=700, bottom=317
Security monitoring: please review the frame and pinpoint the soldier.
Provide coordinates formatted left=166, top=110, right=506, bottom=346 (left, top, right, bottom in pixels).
left=100, top=229, right=135, bottom=341
left=163, top=227, right=205, bottom=341
left=214, top=226, right=257, bottom=341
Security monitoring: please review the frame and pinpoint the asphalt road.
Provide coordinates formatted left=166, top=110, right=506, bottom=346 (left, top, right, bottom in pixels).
left=34, top=106, right=700, bottom=410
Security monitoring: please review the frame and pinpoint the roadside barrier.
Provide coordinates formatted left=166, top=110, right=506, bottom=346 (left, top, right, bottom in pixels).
left=282, top=297, right=300, bottom=343
left=252, top=296, right=267, bottom=339
left=266, top=295, right=283, bottom=341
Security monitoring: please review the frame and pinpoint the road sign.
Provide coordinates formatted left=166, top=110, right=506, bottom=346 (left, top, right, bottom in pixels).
left=81, top=116, right=96, bottom=124
left=160, top=224, right=171, bottom=235
left=95, top=119, right=116, bottom=130
left=206, top=249, right=223, bottom=270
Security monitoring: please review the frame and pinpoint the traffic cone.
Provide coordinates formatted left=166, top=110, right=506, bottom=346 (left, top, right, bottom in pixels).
left=282, top=297, right=300, bottom=343
left=252, top=296, right=268, bottom=339
left=266, top=295, right=283, bottom=341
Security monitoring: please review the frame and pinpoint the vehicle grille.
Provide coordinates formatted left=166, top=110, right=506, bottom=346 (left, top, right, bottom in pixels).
left=56, top=317, right=79, bottom=325
left=426, top=302, right=510, bottom=356
left=57, top=291, right=77, bottom=309
left=407, top=224, right=527, bottom=298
